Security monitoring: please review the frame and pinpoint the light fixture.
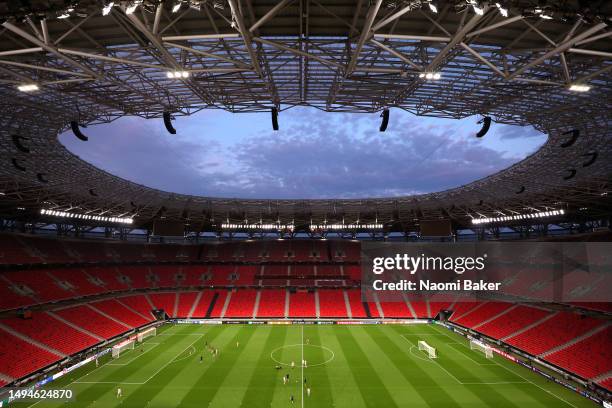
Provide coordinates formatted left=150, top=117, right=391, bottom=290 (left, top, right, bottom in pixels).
left=534, top=7, right=553, bottom=19
left=57, top=13, right=70, bottom=19
left=102, top=2, right=114, bottom=16
left=172, top=2, right=182, bottom=13
left=428, top=2, right=438, bottom=13
left=470, top=1, right=484, bottom=15
left=310, top=223, right=383, bottom=230
left=495, top=2, right=508, bottom=17
left=420, top=72, right=441, bottom=80
left=471, top=209, right=565, bottom=225
left=166, top=70, right=190, bottom=79
left=40, top=209, right=133, bottom=224
left=569, top=84, right=590, bottom=92
left=17, top=84, right=39, bottom=92
left=221, top=222, right=295, bottom=231
left=125, top=3, right=138, bottom=14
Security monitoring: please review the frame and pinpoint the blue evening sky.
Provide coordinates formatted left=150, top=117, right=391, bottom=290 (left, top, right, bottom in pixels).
left=59, top=107, right=546, bottom=199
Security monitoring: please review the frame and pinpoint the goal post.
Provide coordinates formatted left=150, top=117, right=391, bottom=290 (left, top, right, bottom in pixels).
left=112, top=339, right=135, bottom=358
left=470, top=339, right=494, bottom=359
left=418, top=340, right=437, bottom=359
left=137, top=327, right=157, bottom=343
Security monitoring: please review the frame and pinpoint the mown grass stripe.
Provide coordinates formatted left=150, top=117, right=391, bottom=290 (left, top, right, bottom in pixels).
left=208, top=326, right=274, bottom=407
left=390, top=325, right=528, bottom=408
left=117, top=325, right=224, bottom=407
left=430, top=325, right=581, bottom=407
left=316, top=326, right=368, bottom=408
left=335, top=326, right=399, bottom=408
left=134, top=325, right=232, bottom=408
left=178, top=325, right=256, bottom=406
left=239, top=326, right=289, bottom=407
left=72, top=325, right=198, bottom=405
left=370, top=325, right=462, bottom=407
left=302, top=325, right=334, bottom=407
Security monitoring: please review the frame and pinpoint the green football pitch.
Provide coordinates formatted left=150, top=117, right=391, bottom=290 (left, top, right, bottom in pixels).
left=15, top=323, right=595, bottom=408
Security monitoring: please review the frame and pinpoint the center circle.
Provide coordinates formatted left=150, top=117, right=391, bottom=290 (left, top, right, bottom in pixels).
left=270, top=344, right=335, bottom=367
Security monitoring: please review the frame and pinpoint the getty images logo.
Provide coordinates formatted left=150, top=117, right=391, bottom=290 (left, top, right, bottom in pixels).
left=372, top=253, right=487, bottom=275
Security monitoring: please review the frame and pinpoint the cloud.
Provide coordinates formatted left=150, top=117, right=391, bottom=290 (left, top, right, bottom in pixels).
left=59, top=109, right=538, bottom=199
left=494, top=123, right=544, bottom=140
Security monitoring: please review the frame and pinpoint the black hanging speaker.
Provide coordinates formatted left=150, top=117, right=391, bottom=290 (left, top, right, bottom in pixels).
left=560, top=129, right=579, bottom=148
left=36, top=173, right=48, bottom=183
left=515, top=186, right=525, bottom=194
left=11, top=135, right=30, bottom=153
left=271, top=107, right=279, bottom=131
left=563, top=168, right=577, bottom=180
left=89, top=189, right=98, bottom=197
left=163, top=111, right=176, bottom=134
left=476, top=116, right=491, bottom=138
left=379, top=109, right=389, bottom=132
left=70, top=121, right=88, bottom=141
left=11, top=158, right=26, bottom=171
left=582, top=151, right=597, bottom=167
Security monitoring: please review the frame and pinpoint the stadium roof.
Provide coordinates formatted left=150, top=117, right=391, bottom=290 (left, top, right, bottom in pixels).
left=0, top=0, right=610, bottom=231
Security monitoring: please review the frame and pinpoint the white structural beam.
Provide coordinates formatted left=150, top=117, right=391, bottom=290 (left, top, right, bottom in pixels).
left=346, top=0, right=382, bottom=75
left=253, top=37, right=343, bottom=69
left=369, top=39, right=423, bottom=70
left=509, top=23, right=607, bottom=80
left=161, top=33, right=240, bottom=41
left=371, top=3, right=413, bottom=32
left=426, top=10, right=486, bottom=71
left=228, top=0, right=263, bottom=77
left=568, top=48, right=612, bottom=59
left=163, top=42, right=251, bottom=68
left=1, top=21, right=99, bottom=79
left=59, top=48, right=170, bottom=70
left=459, top=43, right=506, bottom=78
left=249, top=0, right=293, bottom=33
left=466, top=15, right=523, bottom=38
left=373, top=33, right=450, bottom=42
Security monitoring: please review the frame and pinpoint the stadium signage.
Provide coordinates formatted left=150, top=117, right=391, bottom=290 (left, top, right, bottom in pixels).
left=443, top=323, right=607, bottom=406
left=362, top=242, right=612, bottom=304
left=372, top=253, right=486, bottom=275
left=371, top=279, right=501, bottom=291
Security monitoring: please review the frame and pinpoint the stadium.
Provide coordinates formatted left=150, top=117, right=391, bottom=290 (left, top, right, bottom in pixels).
left=0, top=0, right=610, bottom=407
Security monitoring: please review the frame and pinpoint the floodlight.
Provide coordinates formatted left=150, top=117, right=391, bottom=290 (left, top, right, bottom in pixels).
left=102, top=2, right=114, bottom=15
left=569, top=84, right=590, bottom=92
left=17, top=84, right=39, bottom=92
left=495, top=3, right=508, bottom=17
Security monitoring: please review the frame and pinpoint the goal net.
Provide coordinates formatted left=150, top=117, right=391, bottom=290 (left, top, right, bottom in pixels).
left=137, top=327, right=157, bottom=343
left=418, top=340, right=437, bottom=359
left=112, top=339, right=135, bottom=358
left=470, top=339, right=494, bottom=359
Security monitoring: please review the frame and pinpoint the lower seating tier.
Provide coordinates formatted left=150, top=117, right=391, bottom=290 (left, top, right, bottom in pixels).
left=0, top=330, right=60, bottom=380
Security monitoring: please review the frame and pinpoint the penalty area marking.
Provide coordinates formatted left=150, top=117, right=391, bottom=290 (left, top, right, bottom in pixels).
left=107, top=342, right=161, bottom=366
left=270, top=344, right=335, bottom=368
left=408, top=345, right=437, bottom=363
left=445, top=343, right=497, bottom=366
left=75, top=334, right=205, bottom=386
left=403, top=337, right=528, bottom=386
left=168, top=345, right=197, bottom=365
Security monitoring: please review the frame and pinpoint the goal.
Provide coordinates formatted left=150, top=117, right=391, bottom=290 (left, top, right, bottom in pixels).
left=137, top=327, right=157, bottom=342
left=418, top=340, right=437, bottom=359
left=112, top=339, right=135, bottom=358
left=470, top=339, right=494, bottom=359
